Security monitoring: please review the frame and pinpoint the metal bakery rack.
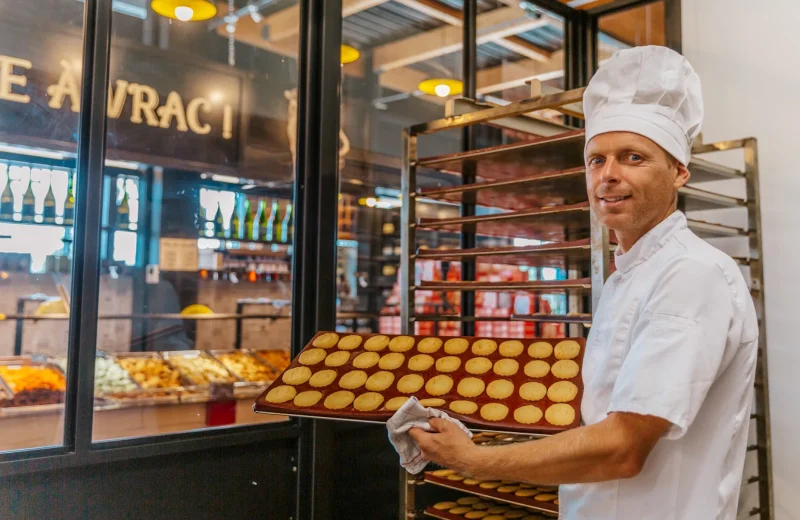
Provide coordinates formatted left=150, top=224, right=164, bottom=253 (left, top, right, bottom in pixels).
left=398, top=85, right=773, bottom=519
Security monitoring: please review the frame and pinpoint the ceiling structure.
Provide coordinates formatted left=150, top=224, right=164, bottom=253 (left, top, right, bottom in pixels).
left=214, top=0, right=660, bottom=102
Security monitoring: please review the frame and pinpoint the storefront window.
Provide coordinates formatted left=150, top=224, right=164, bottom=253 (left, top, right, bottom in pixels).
left=0, top=0, right=85, bottom=452
left=85, top=1, right=299, bottom=442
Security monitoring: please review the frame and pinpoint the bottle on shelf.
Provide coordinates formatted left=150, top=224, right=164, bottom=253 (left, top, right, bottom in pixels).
left=215, top=204, right=225, bottom=239
left=64, top=173, right=76, bottom=226
left=255, top=198, right=267, bottom=241
left=118, top=187, right=130, bottom=229
left=280, top=202, right=292, bottom=243
left=231, top=202, right=241, bottom=240
left=244, top=198, right=255, bottom=241
left=43, top=182, right=57, bottom=224
left=0, top=167, right=12, bottom=221
left=265, top=199, right=279, bottom=242
left=21, top=179, right=35, bottom=222
left=234, top=193, right=246, bottom=240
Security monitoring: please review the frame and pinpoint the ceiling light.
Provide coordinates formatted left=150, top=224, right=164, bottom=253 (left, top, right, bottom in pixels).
left=151, top=0, right=217, bottom=21
left=341, top=45, right=360, bottom=65
left=248, top=4, right=263, bottom=23
left=418, top=78, right=463, bottom=98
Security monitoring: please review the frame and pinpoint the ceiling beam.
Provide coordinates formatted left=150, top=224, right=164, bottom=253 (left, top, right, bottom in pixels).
left=476, top=50, right=566, bottom=94
left=392, top=0, right=463, bottom=25
left=373, top=6, right=552, bottom=72
left=493, top=35, right=552, bottom=62
left=261, top=0, right=390, bottom=41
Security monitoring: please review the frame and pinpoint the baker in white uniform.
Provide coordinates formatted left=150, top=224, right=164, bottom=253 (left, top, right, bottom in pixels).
left=407, top=46, right=759, bottom=519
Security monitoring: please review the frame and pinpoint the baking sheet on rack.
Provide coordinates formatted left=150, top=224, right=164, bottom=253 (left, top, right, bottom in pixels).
left=254, top=332, right=585, bottom=435
left=424, top=472, right=559, bottom=515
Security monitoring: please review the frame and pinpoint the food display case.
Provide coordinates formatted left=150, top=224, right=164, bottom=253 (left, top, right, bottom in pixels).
left=0, top=355, right=67, bottom=408
left=397, top=87, right=771, bottom=519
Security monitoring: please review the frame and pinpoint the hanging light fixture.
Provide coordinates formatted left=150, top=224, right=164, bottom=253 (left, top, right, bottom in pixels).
left=418, top=78, right=464, bottom=98
left=151, top=0, right=217, bottom=22
left=341, top=45, right=361, bottom=65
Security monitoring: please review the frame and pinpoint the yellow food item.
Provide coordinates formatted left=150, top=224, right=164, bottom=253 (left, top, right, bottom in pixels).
left=216, top=351, right=275, bottom=382
left=118, top=357, right=182, bottom=389
left=166, top=355, right=236, bottom=385
left=0, top=366, right=66, bottom=392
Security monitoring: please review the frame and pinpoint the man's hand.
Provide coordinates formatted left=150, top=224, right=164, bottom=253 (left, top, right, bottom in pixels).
left=408, top=418, right=478, bottom=474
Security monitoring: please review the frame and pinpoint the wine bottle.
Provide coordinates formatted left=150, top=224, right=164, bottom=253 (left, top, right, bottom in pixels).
left=21, top=181, right=35, bottom=222
left=44, top=184, right=56, bottom=224
left=280, top=203, right=292, bottom=243
left=118, top=189, right=130, bottom=229
left=0, top=175, right=12, bottom=221
left=64, top=174, right=76, bottom=225
left=231, top=203, right=240, bottom=240
left=215, top=204, right=225, bottom=238
left=244, top=198, right=255, bottom=241
left=256, top=199, right=268, bottom=241
left=265, top=199, right=279, bottom=242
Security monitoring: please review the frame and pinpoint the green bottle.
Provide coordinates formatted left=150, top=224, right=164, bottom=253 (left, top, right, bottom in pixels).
left=231, top=204, right=240, bottom=240
left=22, top=182, right=35, bottom=221
left=44, top=184, right=56, bottom=223
left=244, top=198, right=255, bottom=241
left=256, top=199, right=268, bottom=241
left=215, top=205, right=226, bottom=238
left=265, top=200, right=279, bottom=242
left=118, top=190, right=130, bottom=229
left=0, top=179, right=13, bottom=221
left=64, top=174, right=76, bottom=225
left=280, top=203, right=292, bottom=243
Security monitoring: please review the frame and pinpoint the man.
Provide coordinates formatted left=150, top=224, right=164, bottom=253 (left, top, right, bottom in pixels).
left=406, top=46, right=759, bottom=519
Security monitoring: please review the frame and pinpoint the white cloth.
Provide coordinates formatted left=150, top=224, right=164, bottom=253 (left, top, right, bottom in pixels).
left=560, top=211, right=759, bottom=520
left=387, top=396, right=473, bottom=474
left=583, top=46, right=704, bottom=165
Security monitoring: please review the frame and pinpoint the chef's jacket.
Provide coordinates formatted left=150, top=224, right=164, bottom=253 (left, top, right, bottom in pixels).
left=559, top=211, right=759, bottom=519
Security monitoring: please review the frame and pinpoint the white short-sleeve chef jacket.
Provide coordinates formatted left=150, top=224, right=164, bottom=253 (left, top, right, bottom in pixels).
left=559, top=211, right=759, bottom=520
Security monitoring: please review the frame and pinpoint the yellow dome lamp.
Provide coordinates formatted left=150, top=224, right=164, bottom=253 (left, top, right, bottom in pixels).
left=418, top=78, right=464, bottom=98
left=341, top=45, right=361, bottom=65
left=180, top=304, right=215, bottom=316
left=151, top=0, right=217, bottom=22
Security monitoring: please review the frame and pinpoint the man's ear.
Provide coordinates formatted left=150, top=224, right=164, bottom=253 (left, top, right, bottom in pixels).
left=674, top=162, right=691, bottom=189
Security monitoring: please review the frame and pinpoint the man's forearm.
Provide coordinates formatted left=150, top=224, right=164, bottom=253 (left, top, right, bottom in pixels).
left=461, top=418, right=641, bottom=485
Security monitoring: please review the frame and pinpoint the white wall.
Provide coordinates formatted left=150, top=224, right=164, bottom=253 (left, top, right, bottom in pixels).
left=682, top=1, right=800, bottom=518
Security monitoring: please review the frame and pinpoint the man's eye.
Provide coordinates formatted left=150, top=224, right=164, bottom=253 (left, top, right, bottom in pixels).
left=627, top=153, right=643, bottom=162
left=589, top=157, right=604, bottom=166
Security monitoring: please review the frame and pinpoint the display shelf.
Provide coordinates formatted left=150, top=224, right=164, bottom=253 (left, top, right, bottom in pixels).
left=415, top=278, right=592, bottom=292
left=409, top=314, right=592, bottom=325
left=688, top=156, right=745, bottom=183
left=512, top=313, right=593, bottom=325
left=416, top=203, right=591, bottom=242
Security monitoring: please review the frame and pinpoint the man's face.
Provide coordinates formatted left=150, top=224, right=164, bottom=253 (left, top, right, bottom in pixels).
left=585, top=132, right=689, bottom=235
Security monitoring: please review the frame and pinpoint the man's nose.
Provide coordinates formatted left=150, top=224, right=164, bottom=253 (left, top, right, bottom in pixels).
left=599, top=158, right=621, bottom=184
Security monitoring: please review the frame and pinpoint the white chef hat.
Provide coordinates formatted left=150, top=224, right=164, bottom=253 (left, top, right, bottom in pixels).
left=583, top=45, right=704, bottom=166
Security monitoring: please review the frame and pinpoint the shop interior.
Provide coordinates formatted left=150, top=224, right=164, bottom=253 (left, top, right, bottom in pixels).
left=0, top=0, right=797, bottom=519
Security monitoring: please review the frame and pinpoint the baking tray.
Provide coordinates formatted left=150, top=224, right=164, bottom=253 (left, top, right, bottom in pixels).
left=0, top=355, right=67, bottom=408
left=424, top=472, right=559, bottom=515
left=161, top=350, right=240, bottom=386
left=253, top=349, right=292, bottom=375
left=115, top=352, right=190, bottom=391
left=424, top=504, right=556, bottom=520
left=210, top=349, right=277, bottom=384
left=417, top=203, right=591, bottom=243
left=254, top=332, right=584, bottom=435
left=419, top=167, right=587, bottom=211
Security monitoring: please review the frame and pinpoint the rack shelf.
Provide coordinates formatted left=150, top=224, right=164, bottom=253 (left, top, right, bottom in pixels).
left=414, top=278, right=592, bottom=293
left=416, top=202, right=591, bottom=243
left=418, top=129, right=745, bottom=186
left=414, top=239, right=600, bottom=269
